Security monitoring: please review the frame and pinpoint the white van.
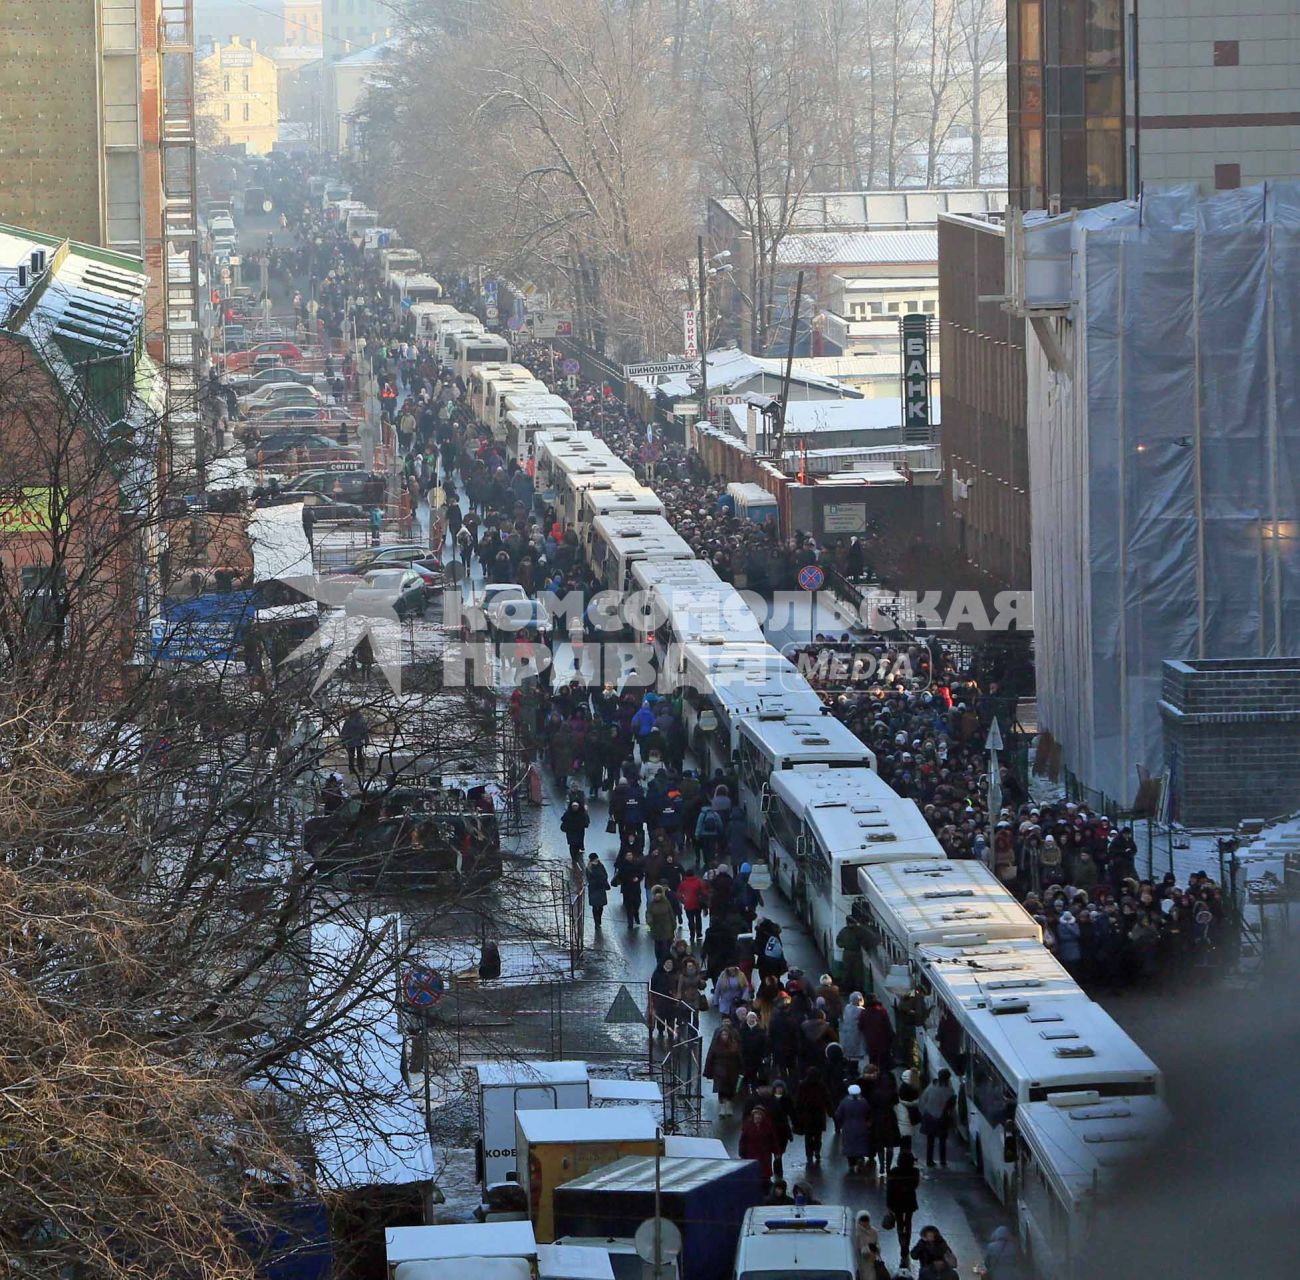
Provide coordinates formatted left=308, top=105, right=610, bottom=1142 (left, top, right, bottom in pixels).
left=733, top=1205, right=857, bottom=1280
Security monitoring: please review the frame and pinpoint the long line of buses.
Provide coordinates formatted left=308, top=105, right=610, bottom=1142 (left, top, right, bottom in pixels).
left=405, top=293, right=1170, bottom=1280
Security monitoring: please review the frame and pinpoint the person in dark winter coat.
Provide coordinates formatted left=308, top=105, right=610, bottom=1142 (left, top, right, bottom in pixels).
left=793, top=1067, right=833, bottom=1165
left=910, top=1226, right=958, bottom=1279
left=834, top=1084, right=873, bottom=1174
left=739, top=1011, right=769, bottom=1091
left=823, top=1041, right=850, bottom=1113
left=768, top=1079, right=795, bottom=1177
left=767, top=999, right=799, bottom=1078
left=704, top=1021, right=744, bottom=1115
left=560, top=797, right=590, bottom=865
left=585, top=853, right=609, bottom=930
left=611, top=850, right=644, bottom=926
left=860, top=996, right=895, bottom=1071
left=885, top=1152, right=921, bottom=1260
left=869, top=1070, right=901, bottom=1175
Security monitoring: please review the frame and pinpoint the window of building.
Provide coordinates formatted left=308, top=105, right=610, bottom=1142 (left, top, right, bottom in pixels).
left=243, top=103, right=251, bottom=121
left=1215, top=163, right=1241, bottom=190
left=923, top=300, right=937, bottom=314
left=223, top=75, right=230, bottom=93
left=243, top=73, right=250, bottom=91
left=870, top=302, right=883, bottom=316
left=223, top=103, right=231, bottom=121
left=888, top=302, right=900, bottom=313
left=1213, top=40, right=1239, bottom=66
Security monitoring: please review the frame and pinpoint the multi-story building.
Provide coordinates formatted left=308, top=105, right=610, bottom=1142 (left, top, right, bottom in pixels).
left=706, top=189, right=1005, bottom=356
left=198, top=37, right=280, bottom=155
left=324, top=35, right=398, bottom=154
left=1007, top=0, right=1300, bottom=210
left=937, top=212, right=1030, bottom=589
left=321, top=0, right=389, bottom=60
left=1013, top=185, right=1300, bottom=811
left=0, top=0, right=200, bottom=375
left=0, top=224, right=166, bottom=667
left=283, top=0, right=322, bottom=45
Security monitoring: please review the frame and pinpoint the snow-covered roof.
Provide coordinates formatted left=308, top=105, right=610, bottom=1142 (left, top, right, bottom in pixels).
left=655, top=347, right=860, bottom=399
left=724, top=397, right=930, bottom=437
left=336, top=34, right=403, bottom=66
left=777, top=229, right=938, bottom=267
left=712, top=188, right=1006, bottom=232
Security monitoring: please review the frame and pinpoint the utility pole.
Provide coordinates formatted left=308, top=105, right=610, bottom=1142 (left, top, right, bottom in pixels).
left=771, top=270, right=804, bottom=462
left=697, top=235, right=709, bottom=426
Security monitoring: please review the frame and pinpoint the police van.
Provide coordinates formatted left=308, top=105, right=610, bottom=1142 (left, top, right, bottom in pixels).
left=733, top=1205, right=857, bottom=1280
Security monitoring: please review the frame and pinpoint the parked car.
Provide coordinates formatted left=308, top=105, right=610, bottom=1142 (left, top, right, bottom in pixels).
left=304, top=781, right=502, bottom=889
left=336, top=543, right=434, bottom=575
left=461, top=583, right=530, bottom=640
left=239, top=383, right=323, bottom=413
left=228, top=366, right=319, bottom=393
left=288, top=469, right=382, bottom=504
left=344, top=568, right=428, bottom=620
left=486, top=597, right=553, bottom=647
left=254, top=444, right=362, bottom=469
left=254, top=490, right=367, bottom=522
left=227, top=340, right=304, bottom=372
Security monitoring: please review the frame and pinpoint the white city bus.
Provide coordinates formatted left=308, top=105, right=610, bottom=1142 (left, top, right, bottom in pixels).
left=674, top=643, right=824, bottom=773
left=555, top=456, right=636, bottom=528
left=452, top=331, right=511, bottom=382
left=436, top=315, right=484, bottom=369
left=764, top=768, right=944, bottom=967
left=507, top=406, right=577, bottom=466
left=467, top=363, right=535, bottom=425
left=579, top=478, right=663, bottom=534
left=484, top=379, right=549, bottom=439
left=1016, top=1093, right=1169, bottom=1279
left=915, top=949, right=1163, bottom=1203
left=533, top=430, right=599, bottom=499
left=409, top=301, right=459, bottom=340
left=737, top=713, right=876, bottom=844
left=589, top=513, right=694, bottom=592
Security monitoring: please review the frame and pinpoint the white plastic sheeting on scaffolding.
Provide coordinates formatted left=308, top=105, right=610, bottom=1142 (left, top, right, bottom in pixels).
left=1025, top=183, right=1300, bottom=808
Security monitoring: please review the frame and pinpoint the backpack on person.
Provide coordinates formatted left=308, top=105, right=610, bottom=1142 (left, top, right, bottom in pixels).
left=763, top=933, right=784, bottom=962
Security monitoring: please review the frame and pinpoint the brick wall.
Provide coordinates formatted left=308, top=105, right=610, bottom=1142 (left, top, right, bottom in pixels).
left=1160, top=658, right=1300, bottom=827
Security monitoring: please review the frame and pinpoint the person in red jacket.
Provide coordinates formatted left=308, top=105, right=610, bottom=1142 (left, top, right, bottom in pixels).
left=738, top=1100, right=780, bottom=1185
left=677, top=869, right=708, bottom=944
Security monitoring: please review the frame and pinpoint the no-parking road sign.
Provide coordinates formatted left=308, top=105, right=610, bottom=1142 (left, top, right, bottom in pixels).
left=402, top=965, right=444, bottom=1009
left=797, top=564, right=826, bottom=592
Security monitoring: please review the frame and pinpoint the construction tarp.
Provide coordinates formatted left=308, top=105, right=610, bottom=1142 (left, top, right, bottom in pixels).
left=1026, top=183, right=1300, bottom=807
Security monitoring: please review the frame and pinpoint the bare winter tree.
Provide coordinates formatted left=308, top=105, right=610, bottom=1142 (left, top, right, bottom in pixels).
left=0, top=338, right=566, bottom=1277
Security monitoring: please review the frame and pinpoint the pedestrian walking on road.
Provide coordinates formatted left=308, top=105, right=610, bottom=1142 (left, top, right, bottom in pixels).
left=704, top=1021, right=743, bottom=1117
left=840, top=992, right=867, bottom=1073
left=561, top=796, right=590, bottom=866
left=340, top=708, right=369, bottom=776
left=793, top=1066, right=833, bottom=1166
left=834, top=1084, right=873, bottom=1175
left=738, top=1100, right=780, bottom=1185
left=585, top=853, right=609, bottom=931
left=646, top=884, right=678, bottom=961
left=611, top=850, right=644, bottom=927
left=918, top=1070, right=955, bottom=1168
left=885, top=1152, right=920, bottom=1262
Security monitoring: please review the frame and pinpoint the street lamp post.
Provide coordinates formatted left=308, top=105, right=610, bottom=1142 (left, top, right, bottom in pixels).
left=696, top=236, right=708, bottom=425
